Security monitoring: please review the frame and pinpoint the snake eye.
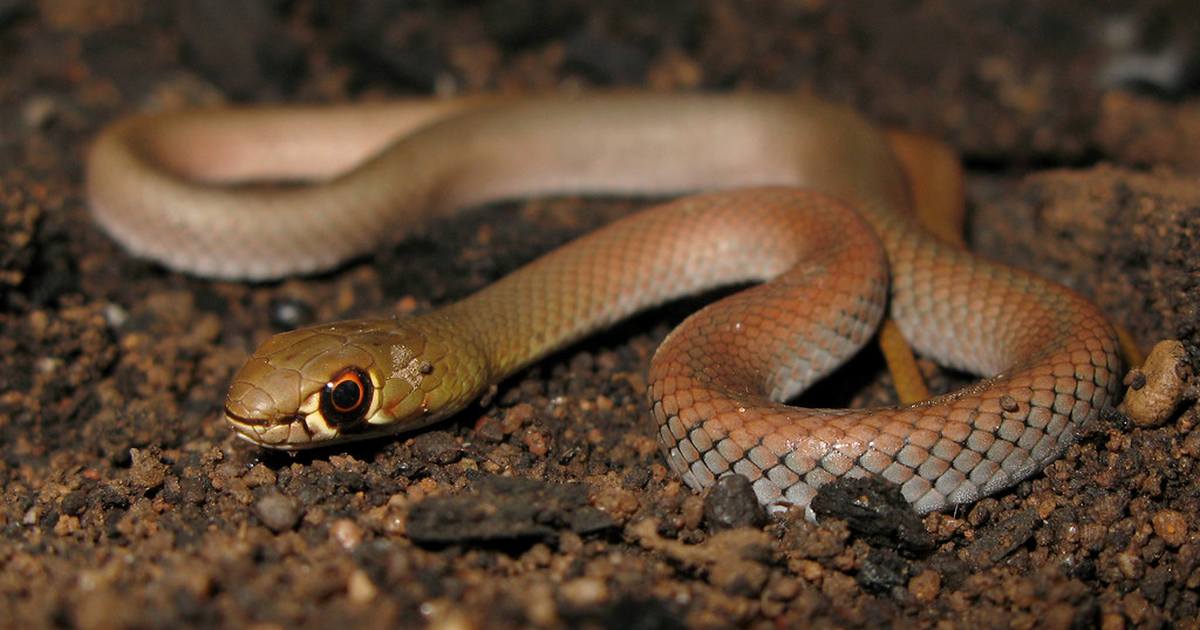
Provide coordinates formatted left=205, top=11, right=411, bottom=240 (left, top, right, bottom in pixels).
left=321, top=368, right=372, bottom=428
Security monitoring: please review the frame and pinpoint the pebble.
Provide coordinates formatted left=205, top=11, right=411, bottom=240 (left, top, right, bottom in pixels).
left=857, top=548, right=909, bottom=593
left=412, top=431, right=462, bottom=465
left=908, top=569, right=942, bottom=603
left=1151, top=509, right=1188, bottom=547
left=680, top=495, right=705, bottom=530
left=1122, top=339, right=1190, bottom=427
left=61, top=490, right=88, bottom=517
left=53, top=515, right=80, bottom=536
left=242, top=464, right=277, bottom=488
left=558, top=577, right=609, bottom=607
left=1116, top=549, right=1143, bottom=580
left=708, top=556, right=770, bottom=596
left=255, top=492, right=302, bottom=532
left=522, top=429, right=549, bottom=457
left=810, top=476, right=934, bottom=554
left=21, top=94, right=58, bottom=129
left=703, top=475, right=766, bottom=530
left=473, top=416, right=505, bottom=443
left=1100, top=612, right=1126, bottom=630
left=558, top=531, right=583, bottom=555
left=1122, top=590, right=1150, bottom=625
left=765, top=577, right=801, bottom=602
left=330, top=518, right=364, bottom=551
left=128, top=448, right=167, bottom=491
left=793, top=559, right=825, bottom=582
left=102, top=303, right=129, bottom=328
left=268, top=296, right=315, bottom=330
left=1036, top=496, right=1057, bottom=519
left=503, top=403, right=535, bottom=432
left=590, top=485, right=640, bottom=523
left=347, top=569, right=378, bottom=604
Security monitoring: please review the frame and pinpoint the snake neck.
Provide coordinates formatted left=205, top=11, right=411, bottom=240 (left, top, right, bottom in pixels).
left=435, top=290, right=572, bottom=383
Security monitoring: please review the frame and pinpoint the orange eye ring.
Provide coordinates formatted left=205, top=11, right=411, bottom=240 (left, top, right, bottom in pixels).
left=320, top=368, right=373, bottom=428
left=329, top=371, right=365, bottom=412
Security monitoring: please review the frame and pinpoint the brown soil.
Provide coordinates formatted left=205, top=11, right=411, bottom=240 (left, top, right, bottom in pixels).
left=2, top=2, right=1199, bottom=628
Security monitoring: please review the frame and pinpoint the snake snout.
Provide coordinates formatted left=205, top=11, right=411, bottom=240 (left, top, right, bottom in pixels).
left=223, top=403, right=312, bottom=448
left=222, top=356, right=319, bottom=447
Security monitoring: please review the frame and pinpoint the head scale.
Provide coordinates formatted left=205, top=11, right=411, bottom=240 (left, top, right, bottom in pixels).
left=223, top=316, right=482, bottom=449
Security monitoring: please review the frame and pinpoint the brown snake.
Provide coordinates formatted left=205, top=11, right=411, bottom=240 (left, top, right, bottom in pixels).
left=86, top=93, right=1123, bottom=514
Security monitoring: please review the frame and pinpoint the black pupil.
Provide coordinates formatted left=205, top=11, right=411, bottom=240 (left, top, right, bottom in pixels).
left=331, top=380, right=360, bottom=410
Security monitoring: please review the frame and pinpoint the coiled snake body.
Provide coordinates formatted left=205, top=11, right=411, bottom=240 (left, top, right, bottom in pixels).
left=87, top=94, right=1122, bottom=514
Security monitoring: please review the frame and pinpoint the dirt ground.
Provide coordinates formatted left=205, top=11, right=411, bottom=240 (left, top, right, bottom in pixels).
left=2, top=1, right=1199, bottom=628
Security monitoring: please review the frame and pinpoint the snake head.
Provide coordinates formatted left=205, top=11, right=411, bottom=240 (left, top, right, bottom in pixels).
left=223, top=315, right=486, bottom=449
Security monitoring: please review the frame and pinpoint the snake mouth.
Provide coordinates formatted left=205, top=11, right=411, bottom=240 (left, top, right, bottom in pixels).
left=221, top=405, right=277, bottom=427
left=223, top=406, right=315, bottom=449
left=223, top=406, right=403, bottom=451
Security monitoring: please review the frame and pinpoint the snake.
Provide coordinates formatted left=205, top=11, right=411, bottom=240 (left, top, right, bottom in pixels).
left=86, top=93, right=1123, bottom=514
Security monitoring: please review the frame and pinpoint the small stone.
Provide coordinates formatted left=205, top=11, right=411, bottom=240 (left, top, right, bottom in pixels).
left=520, top=584, right=557, bottom=628
left=811, top=476, right=934, bottom=554
left=503, top=403, right=535, bottom=432
left=268, top=296, right=314, bottom=330
left=558, top=531, right=584, bottom=555
left=962, top=509, right=1038, bottom=569
left=795, top=559, right=824, bottom=582
left=1151, top=509, right=1188, bottom=547
left=1100, top=612, right=1126, bottom=630
left=330, top=518, right=364, bottom=551
left=765, top=577, right=800, bottom=602
left=61, top=490, right=88, bottom=516
left=857, top=547, right=910, bottom=593
left=1122, top=590, right=1149, bottom=624
left=558, top=577, right=609, bottom=608
left=1116, top=549, right=1143, bottom=580
left=347, top=569, right=378, bottom=604
left=1122, top=340, right=1190, bottom=427
left=128, top=448, right=168, bottom=491
left=681, top=494, right=705, bottom=530
left=97, top=485, right=130, bottom=509
left=590, top=485, right=640, bottom=523
left=522, top=429, right=549, bottom=457
left=1036, top=496, right=1057, bottom=519
left=242, top=463, right=277, bottom=488
left=473, top=416, right=505, bottom=443
left=908, top=569, right=942, bottom=603
left=703, top=474, right=766, bottom=530
left=708, top=556, right=770, bottom=596
left=22, top=94, right=58, bottom=129
left=522, top=543, right=552, bottom=569
left=255, top=492, right=302, bottom=532
left=967, top=499, right=995, bottom=527
left=102, top=303, right=129, bottom=328
left=53, top=515, right=80, bottom=536
left=412, top=431, right=462, bottom=465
